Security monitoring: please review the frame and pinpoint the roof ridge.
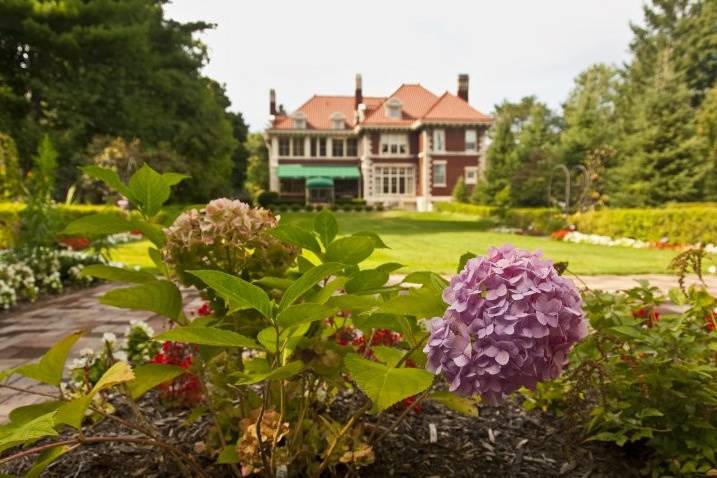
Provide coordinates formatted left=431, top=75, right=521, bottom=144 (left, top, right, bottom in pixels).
left=420, top=91, right=450, bottom=119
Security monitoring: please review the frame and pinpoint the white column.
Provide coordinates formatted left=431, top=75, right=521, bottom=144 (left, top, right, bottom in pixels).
left=269, top=136, right=280, bottom=192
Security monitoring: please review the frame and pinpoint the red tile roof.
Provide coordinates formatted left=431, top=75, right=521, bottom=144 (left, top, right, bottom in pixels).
left=271, top=83, right=490, bottom=130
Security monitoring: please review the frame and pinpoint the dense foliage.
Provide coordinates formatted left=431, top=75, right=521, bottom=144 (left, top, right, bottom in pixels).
left=0, top=0, right=246, bottom=202
left=477, top=0, right=717, bottom=208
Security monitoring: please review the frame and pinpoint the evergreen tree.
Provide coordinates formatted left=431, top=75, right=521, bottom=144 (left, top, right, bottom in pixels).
left=452, top=176, right=469, bottom=203
left=244, top=133, right=270, bottom=199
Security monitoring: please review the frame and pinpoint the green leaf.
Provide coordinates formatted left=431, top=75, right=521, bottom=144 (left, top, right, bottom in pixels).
left=257, top=324, right=310, bottom=353
left=325, top=236, right=374, bottom=264
left=8, top=401, right=61, bottom=426
left=457, top=252, right=476, bottom=272
left=610, top=326, right=647, bottom=340
left=429, top=391, right=479, bottom=417
left=62, top=213, right=133, bottom=237
left=189, top=270, right=272, bottom=318
left=0, top=412, right=58, bottom=453
left=276, top=303, right=336, bottom=329
left=24, top=445, right=72, bottom=478
left=235, top=361, right=304, bottom=385
left=80, top=264, right=156, bottom=283
left=127, top=364, right=186, bottom=399
left=100, top=281, right=183, bottom=323
left=314, top=209, right=338, bottom=247
left=372, top=346, right=405, bottom=367
left=379, top=286, right=446, bottom=318
left=344, top=353, right=433, bottom=413
left=375, top=262, right=404, bottom=274
left=270, top=224, right=322, bottom=255
left=217, top=445, right=241, bottom=464
left=402, top=271, right=449, bottom=289
left=16, top=331, right=85, bottom=386
left=148, top=247, right=169, bottom=276
left=156, top=326, right=258, bottom=349
left=279, top=262, right=344, bottom=310
left=91, top=362, right=135, bottom=393
left=345, top=269, right=389, bottom=294
left=128, top=164, right=171, bottom=217
left=162, top=172, right=189, bottom=187
left=353, top=231, right=389, bottom=248
left=130, top=221, right=166, bottom=248
left=253, top=277, right=293, bottom=290
left=81, top=165, right=135, bottom=200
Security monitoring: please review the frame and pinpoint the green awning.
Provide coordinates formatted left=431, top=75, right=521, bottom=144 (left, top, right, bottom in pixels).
left=278, top=164, right=360, bottom=179
left=306, top=177, right=334, bottom=188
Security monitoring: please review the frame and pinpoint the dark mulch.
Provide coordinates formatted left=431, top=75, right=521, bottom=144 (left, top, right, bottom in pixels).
left=0, top=392, right=643, bottom=478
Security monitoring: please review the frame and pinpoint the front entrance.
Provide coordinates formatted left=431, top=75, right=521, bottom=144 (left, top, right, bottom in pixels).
left=308, top=187, right=333, bottom=203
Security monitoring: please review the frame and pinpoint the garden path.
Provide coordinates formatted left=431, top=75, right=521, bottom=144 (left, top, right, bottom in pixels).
left=0, top=273, right=714, bottom=421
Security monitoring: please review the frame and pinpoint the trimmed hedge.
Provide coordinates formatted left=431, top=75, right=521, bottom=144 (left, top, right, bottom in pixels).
left=570, top=208, right=717, bottom=244
left=0, top=203, right=124, bottom=248
left=434, top=202, right=567, bottom=234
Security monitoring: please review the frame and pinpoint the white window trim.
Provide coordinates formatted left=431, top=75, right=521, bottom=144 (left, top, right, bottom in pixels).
left=433, top=129, right=446, bottom=152
left=292, top=112, right=306, bottom=130
left=465, top=129, right=478, bottom=152
left=330, top=112, right=346, bottom=130
left=385, top=98, right=402, bottom=120
left=379, top=133, right=409, bottom=157
left=372, top=164, right=416, bottom=197
left=464, top=166, right=478, bottom=185
left=432, top=160, right=447, bottom=187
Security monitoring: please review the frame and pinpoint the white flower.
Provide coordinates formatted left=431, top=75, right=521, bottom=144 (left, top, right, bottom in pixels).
left=102, top=332, right=117, bottom=345
left=114, top=351, right=128, bottom=362
left=80, top=347, right=95, bottom=358
left=708, top=265, right=717, bottom=275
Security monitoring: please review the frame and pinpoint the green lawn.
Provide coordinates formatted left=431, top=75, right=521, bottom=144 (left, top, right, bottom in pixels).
left=111, top=211, right=677, bottom=275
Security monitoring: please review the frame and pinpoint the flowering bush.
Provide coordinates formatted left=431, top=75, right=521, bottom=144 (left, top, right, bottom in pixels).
left=150, top=341, right=203, bottom=407
left=424, top=245, right=587, bottom=404
left=523, top=282, right=717, bottom=475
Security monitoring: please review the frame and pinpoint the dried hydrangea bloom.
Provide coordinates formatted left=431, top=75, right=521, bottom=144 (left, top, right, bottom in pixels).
left=164, top=199, right=299, bottom=284
left=424, top=245, right=587, bottom=404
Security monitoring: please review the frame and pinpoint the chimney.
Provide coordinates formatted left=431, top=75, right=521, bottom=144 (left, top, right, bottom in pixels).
left=269, top=89, right=277, bottom=115
left=457, top=74, right=469, bottom=102
left=354, top=73, right=363, bottom=110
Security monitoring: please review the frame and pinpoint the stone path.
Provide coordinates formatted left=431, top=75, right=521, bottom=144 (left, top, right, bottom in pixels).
left=0, top=273, right=715, bottom=421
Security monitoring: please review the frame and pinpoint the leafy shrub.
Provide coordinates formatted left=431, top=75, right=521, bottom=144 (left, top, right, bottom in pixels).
left=435, top=202, right=566, bottom=234
left=570, top=207, right=717, bottom=244
left=0, top=132, right=22, bottom=201
left=452, top=176, right=469, bottom=203
left=0, top=164, right=586, bottom=477
left=523, top=281, right=717, bottom=475
left=256, top=190, right=279, bottom=208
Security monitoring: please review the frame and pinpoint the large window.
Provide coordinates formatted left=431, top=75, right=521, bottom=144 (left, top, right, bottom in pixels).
left=292, top=137, right=304, bottom=157
left=373, top=166, right=415, bottom=196
left=432, top=161, right=447, bottom=187
left=380, top=134, right=408, bottom=155
left=465, top=129, right=478, bottom=152
left=432, top=129, right=445, bottom=152
left=332, top=138, right=344, bottom=157
left=278, top=138, right=290, bottom=157
left=465, top=166, right=478, bottom=185
left=310, top=137, right=327, bottom=157
left=346, top=138, right=358, bottom=156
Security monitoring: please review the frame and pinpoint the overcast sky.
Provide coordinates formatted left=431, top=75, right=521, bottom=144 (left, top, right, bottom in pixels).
left=164, top=1, right=646, bottom=132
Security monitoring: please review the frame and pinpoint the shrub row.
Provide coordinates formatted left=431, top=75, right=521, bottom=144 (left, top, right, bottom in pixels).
left=434, top=202, right=567, bottom=235
left=268, top=202, right=384, bottom=213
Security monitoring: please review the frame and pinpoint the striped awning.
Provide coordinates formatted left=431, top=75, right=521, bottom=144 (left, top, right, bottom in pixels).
left=277, top=164, right=360, bottom=179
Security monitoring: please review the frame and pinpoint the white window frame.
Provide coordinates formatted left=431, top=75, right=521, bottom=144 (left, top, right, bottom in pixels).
left=330, top=112, right=345, bottom=130
left=373, top=165, right=415, bottom=196
left=379, top=134, right=408, bottom=156
left=385, top=98, right=402, bottom=119
left=464, top=166, right=478, bottom=185
left=432, top=160, right=447, bottom=187
left=465, top=129, right=478, bottom=152
left=292, top=112, right=306, bottom=129
left=278, top=137, right=290, bottom=157
left=433, top=129, right=445, bottom=152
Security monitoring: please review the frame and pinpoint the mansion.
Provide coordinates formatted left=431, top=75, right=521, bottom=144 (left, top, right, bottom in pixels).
left=264, top=74, right=492, bottom=211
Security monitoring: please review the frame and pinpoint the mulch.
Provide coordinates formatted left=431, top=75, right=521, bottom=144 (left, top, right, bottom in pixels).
left=0, top=392, right=643, bottom=478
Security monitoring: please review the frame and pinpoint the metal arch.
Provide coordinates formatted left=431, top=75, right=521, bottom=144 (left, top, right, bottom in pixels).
left=548, top=164, right=591, bottom=213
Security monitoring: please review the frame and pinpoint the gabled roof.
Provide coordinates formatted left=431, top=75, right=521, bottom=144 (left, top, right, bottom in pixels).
left=270, top=82, right=491, bottom=131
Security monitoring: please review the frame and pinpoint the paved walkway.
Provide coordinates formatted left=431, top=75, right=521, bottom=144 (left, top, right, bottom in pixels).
left=0, top=273, right=715, bottom=421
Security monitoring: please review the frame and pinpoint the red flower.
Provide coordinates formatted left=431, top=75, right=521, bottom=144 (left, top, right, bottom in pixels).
left=632, top=307, right=660, bottom=327
left=550, top=229, right=571, bottom=241
left=197, top=302, right=213, bottom=316
left=705, top=312, right=716, bottom=332
left=151, top=341, right=203, bottom=406
left=60, top=236, right=91, bottom=250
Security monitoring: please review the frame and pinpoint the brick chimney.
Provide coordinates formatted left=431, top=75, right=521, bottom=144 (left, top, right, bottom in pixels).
left=457, top=74, right=469, bottom=102
left=269, top=89, right=277, bottom=115
left=354, top=73, right=363, bottom=110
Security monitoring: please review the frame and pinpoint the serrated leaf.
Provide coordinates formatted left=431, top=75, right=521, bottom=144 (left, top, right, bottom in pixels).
left=314, top=209, right=338, bottom=247
left=16, top=331, right=85, bottom=386
left=8, top=401, right=61, bottom=426
left=326, top=294, right=381, bottom=311
left=92, top=362, right=135, bottom=393
left=128, top=164, right=171, bottom=217
left=100, top=281, right=183, bottom=323
left=372, top=346, right=405, bottom=367
left=62, top=214, right=133, bottom=237
left=148, top=247, right=169, bottom=276
left=80, top=264, right=156, bottom=283
left=279, top=262, right=344, bottom=310
left=189, top=270, right=272, bottom=318
left=157, top=326, right=258, bottom=349
left=325, top=236, right=374, bottom=264
left=217, top=444, right=240, bottom=464
left=344, top=353, right=433, bottom=413
left=379, top=286, right=446, bottom=318
left=345, top=269, right=389, bottom=294
left=429, top=391, right=479, bottom=417
left=353, top=231, right=389, bottom=248
left=610, top=326, right=647, bottom=340
left=402, top=271, right=449, bottom=289
left=130, top=221, right=166, bottom=248
left=0, top=412, right=58, bottom=453
left=81, top=165, right=135, bottom=200
left=270, top=225, right=321, bottom=255
left=162, top=172, right=189, bottom=186
left=457, top=252, right=476, bottom=272
left=24, top=444, right=72, bottom=478
left=127, top=364, right=186, bottom=399
left=375, top=262, right=404, bottom=274
left=235, top=361, right=304, bottom=385
left=276, top=303, right=336, bottom=329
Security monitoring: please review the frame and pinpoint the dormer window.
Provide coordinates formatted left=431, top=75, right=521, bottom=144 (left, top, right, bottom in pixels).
left=292, top=112, right=306, bottom=129
left=330, top=112, right=345, bottom=130
left=385, top=98, right=402, bottom=120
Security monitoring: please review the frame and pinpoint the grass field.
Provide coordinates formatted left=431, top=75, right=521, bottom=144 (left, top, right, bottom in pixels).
left=111, top=211, right=677, bottom=275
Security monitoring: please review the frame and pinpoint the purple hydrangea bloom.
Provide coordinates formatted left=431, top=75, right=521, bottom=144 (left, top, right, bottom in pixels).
left=424, top=245, right=587, bottom=404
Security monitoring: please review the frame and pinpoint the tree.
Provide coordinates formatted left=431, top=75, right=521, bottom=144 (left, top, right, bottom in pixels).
left=696, top=83, right=717, bottom=199
left=0, top=0, right=240, bottom=202
left=475, top=97, right=560, bottom=206
left=227, top=111, right=250, bottom=197
left=452, top=176, right=468, bottom=203
left=244, top=133, right=269, bottom=199
left=559, top=64, right=620, bottom=168
left=0, top=132, right=22, bottom=200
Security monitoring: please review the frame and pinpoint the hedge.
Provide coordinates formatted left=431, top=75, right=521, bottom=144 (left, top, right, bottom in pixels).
left=570, top=207, right=717, bottom=244
left=434, top=202, right=567, bottom=234
left=0, top=203, right=124, bottom=248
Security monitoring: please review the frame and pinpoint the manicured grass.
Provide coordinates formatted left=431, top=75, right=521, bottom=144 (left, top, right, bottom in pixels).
left=111, top=211, right=677, bottom=275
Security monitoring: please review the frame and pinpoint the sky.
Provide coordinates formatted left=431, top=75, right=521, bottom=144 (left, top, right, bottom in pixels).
left=164, top=1, right=646, bottom=132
